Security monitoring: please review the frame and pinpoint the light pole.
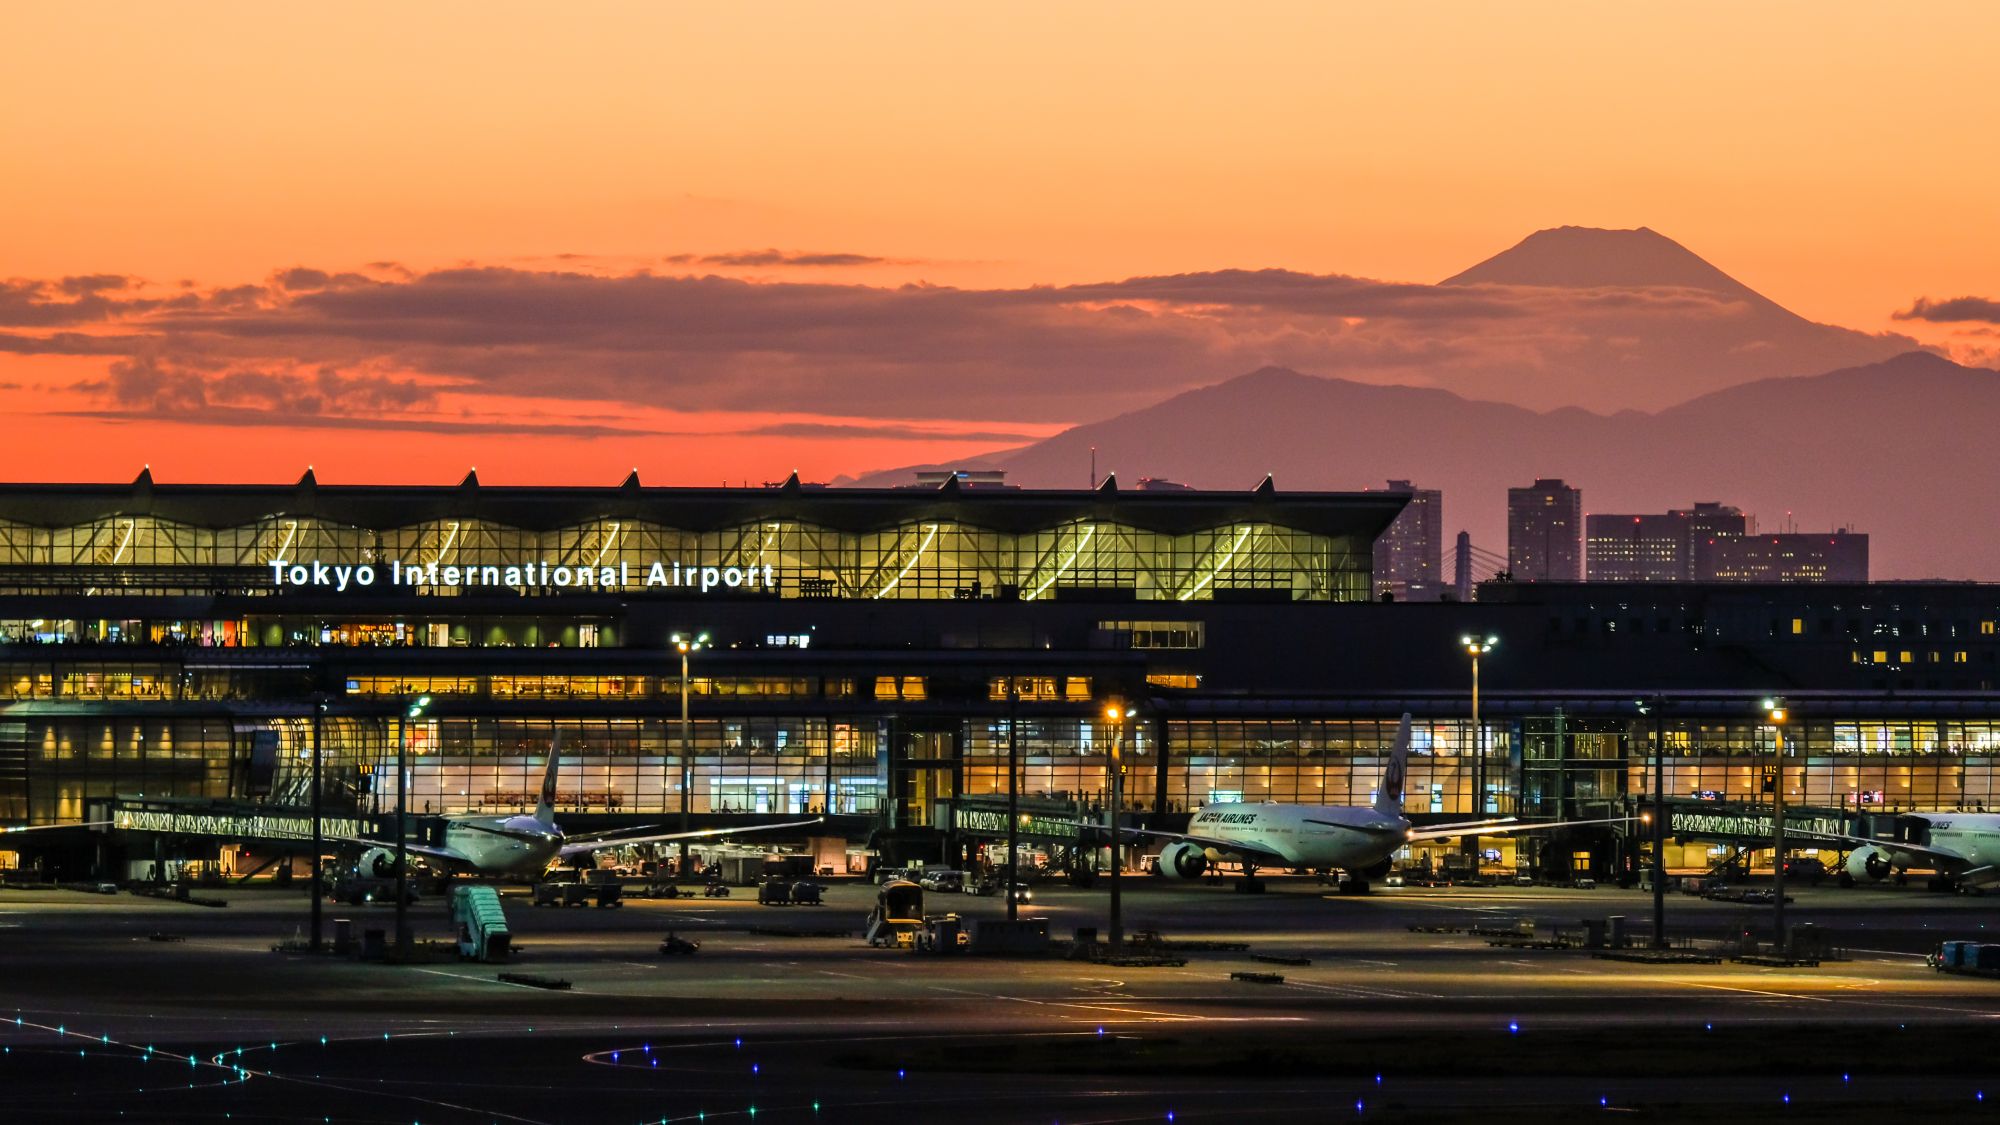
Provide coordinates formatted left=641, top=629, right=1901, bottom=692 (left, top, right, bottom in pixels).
left=1104, top=702, right=1135, bottom=949
left=310, top=694, right=327, bottom=952
left=395, top=693, right=431, bottom=960
left=1764, top=697, right=1789, bottom=952
left=672, top=633, right=708, bottom=880
left=1006, top=676, right=1021, bottom=923
left=1637, top=695, right=1668, bottom=948
left=1460, top=635, right=1497, bottom=867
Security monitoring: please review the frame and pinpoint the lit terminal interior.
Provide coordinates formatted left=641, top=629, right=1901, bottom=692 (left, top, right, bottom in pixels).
left=3, top=473, right=1999, bottom=882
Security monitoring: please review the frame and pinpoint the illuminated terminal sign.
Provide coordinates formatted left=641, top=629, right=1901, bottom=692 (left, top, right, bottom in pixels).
left=269, top=558, right=776, bottom=594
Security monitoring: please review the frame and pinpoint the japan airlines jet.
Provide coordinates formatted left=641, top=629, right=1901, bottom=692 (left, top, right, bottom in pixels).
left=1820, top=813, right=2000, bottom=891
left=342, top=735, right=821, bottom=878
left=1137, top=714, right=1630, bottom=892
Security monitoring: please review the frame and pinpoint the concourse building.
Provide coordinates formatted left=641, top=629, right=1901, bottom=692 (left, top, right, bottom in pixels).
left=1, top=470, right=1996, bottom=883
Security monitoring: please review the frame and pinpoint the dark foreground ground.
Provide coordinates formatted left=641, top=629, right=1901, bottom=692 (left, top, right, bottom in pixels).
left=4, top=876, right=1998, bottom=1123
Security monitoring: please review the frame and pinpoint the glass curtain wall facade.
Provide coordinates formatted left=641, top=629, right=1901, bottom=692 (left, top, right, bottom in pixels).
left=0, top=516, right=1372, bottom=605
left=1519, top=717, right=2000, bottom=814
left=12, top=710, right=2000, bottom=829
left=376, top=717, right=883, bottom=819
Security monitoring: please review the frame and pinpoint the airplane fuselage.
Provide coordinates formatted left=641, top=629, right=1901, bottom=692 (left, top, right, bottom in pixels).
left=1188, top=802, right=1408, bottom=870
left=1904, top=814, right=2000, bottom=878
left=1924, top=816, right=2000, bottom=868
left=440, top=814, right=563, bottom=876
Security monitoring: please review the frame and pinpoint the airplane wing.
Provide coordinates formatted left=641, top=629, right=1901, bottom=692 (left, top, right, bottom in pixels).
left=1108, top=824, right=1293, bottom=868
left=328, top=834, right=476, bottom=869
left=1403, top=816, right=1635, bottom=843
left=1781, top=828, right=1968, bottom=868
left=555, top=816, right=826, bottom=862
left=4, top=821, right=113, bottom=834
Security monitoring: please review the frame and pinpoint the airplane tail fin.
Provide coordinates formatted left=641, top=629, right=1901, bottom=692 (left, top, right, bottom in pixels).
left=534, top=730, right=563, bottom=826
left=1373, top=713, right=1413, bottom=816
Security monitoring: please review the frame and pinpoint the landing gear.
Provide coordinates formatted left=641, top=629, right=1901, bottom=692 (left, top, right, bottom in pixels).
left=1928, top=875, right=1958, bottom=893
left=1838, top=872, right=1856, bottom=888
left=1234, top=865, right=1266, bottom=894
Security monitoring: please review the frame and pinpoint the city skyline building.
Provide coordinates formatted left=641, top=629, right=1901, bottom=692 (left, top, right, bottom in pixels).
left=1507, top=478, right=1583, bottom=582
left=1580, top=498, right=1863, bottom=583
left=1372, top=479, right=1443, bottom=601
left=1707, top=528, right=1870, bottom=583
left=1587, top=501, right=1751, bottom=582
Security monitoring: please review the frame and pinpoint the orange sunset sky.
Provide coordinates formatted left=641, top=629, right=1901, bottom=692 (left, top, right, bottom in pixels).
left=2, top=2, right=1996, bottom=486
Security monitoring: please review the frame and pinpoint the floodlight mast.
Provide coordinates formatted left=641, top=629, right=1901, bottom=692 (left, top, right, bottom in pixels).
left=394, top=693, right=431, bottom=959
left=1104, top=702, right=1136, bottom=948
left=673, top=633, right=709, bottom=878
left=1460, top=636, right=1497, bottom=862
left=1765, top=697, right=1790, bottom=951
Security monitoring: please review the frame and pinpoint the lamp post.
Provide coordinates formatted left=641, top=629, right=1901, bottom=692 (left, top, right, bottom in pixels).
left=1104, top=703, right=1135, bottom=949
left=1637, top=695, right=1668, bottom=948
left=1006, top=676, right=1021, bottom=923
left=1460, top=636, right=1497, bottom=866
left=310, top=694, right=327, bottom=952
left=672, top=633, right=708, bottom=880
left=1764, top=697, right=1789, bottom=952
left=395, top=693, right=431, bottom=960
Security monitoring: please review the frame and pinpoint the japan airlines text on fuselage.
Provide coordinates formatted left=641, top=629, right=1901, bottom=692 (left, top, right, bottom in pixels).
left=1186, top=803, right=1405, bottom=870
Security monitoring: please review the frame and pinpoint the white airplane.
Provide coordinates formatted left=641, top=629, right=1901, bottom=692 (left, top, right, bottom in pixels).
left=342, top=736, right=822, bottom=878
left=1136, top=714, right=1631, bottom=892
left=1823, top=813, right=2000, bottom=891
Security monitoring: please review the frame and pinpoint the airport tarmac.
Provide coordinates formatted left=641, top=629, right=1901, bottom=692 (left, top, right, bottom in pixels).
left=2, top=876, right=1998, bottom=1123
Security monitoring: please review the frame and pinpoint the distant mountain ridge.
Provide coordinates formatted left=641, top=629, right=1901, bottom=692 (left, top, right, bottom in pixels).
left=855, top=351, right=1996, bottom=581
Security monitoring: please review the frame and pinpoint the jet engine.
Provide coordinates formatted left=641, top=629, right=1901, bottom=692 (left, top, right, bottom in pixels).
left=1155, top=841, right=1209, bottom=880
left=1844, top=845, right=1894, bottom=883
left=359, top=847, right=401, bottom=878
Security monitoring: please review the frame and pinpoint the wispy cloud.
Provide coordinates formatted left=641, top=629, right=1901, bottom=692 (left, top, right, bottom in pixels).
left=663, top=249, right=896, bottom=268
left=1, top=253, right=1920, bottom=438
left=1894, top=296, right=2000, bottom=324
